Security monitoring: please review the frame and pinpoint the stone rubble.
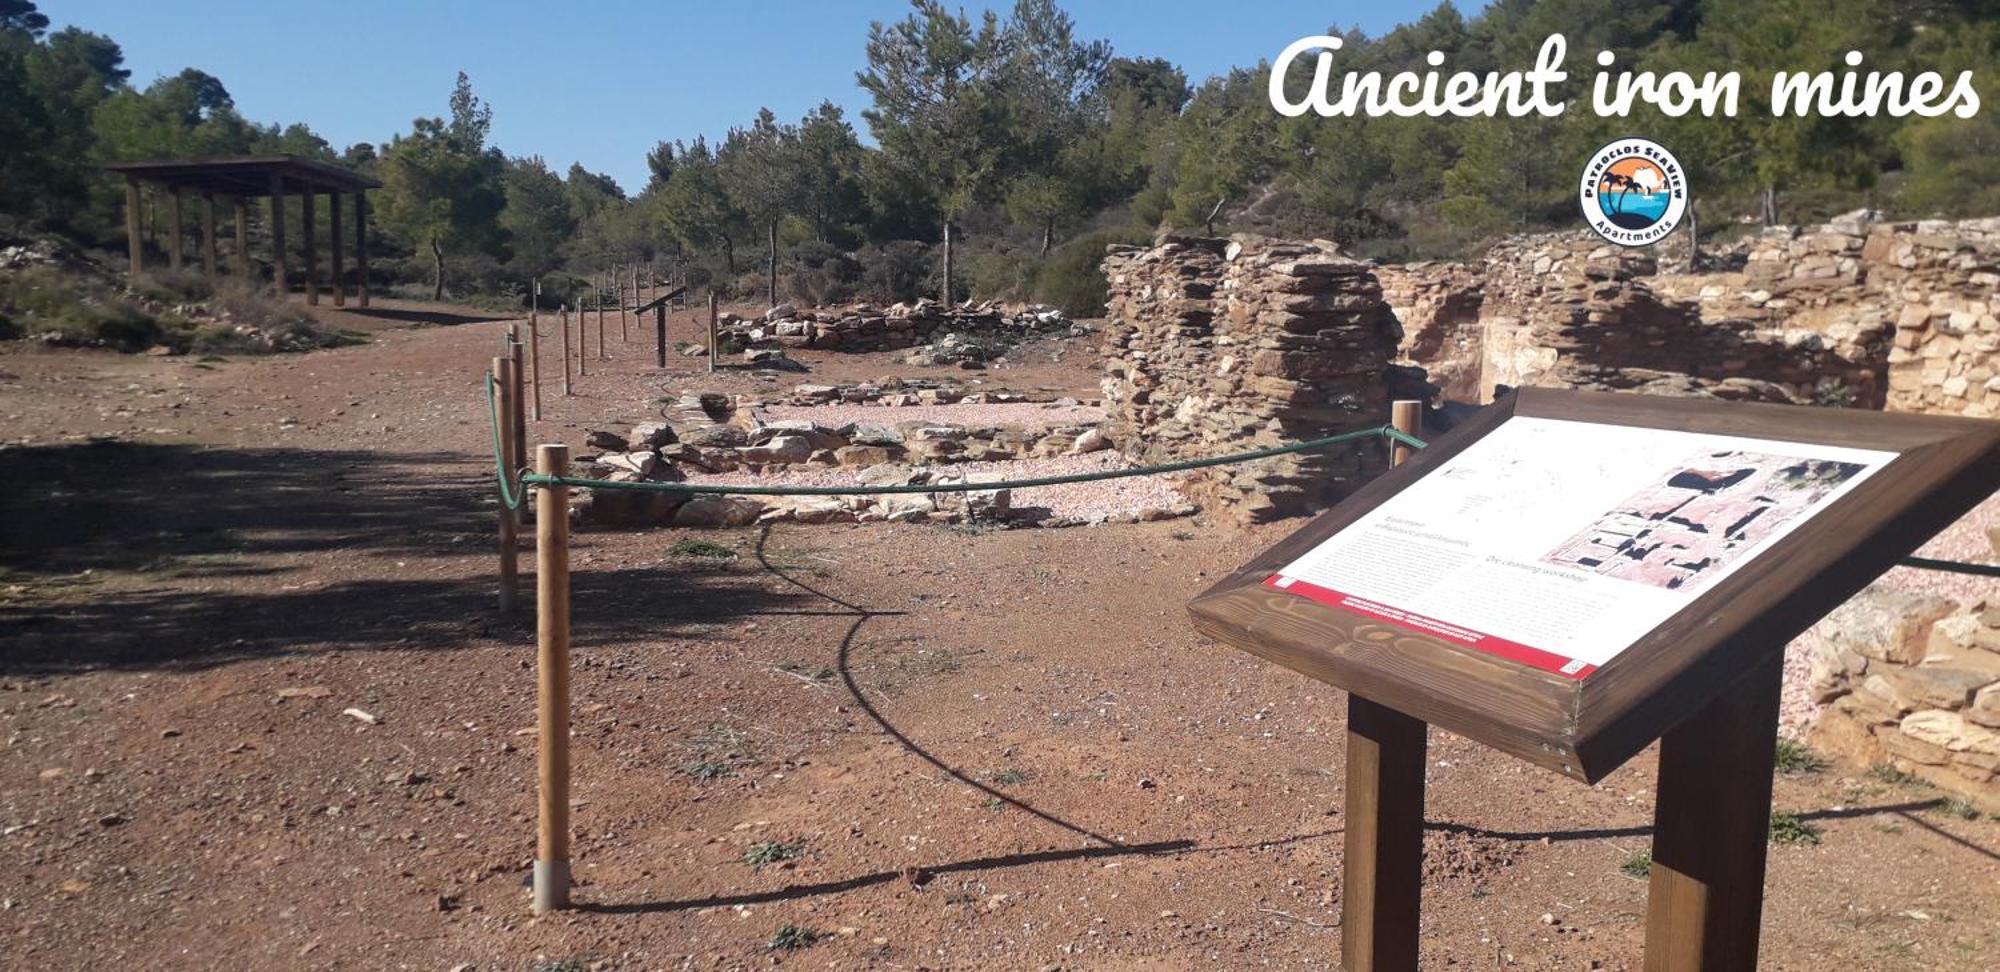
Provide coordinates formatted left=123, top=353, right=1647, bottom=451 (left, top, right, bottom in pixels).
left=719, top=299, right=1083, bottom=356
left=1803, top=550, right=2000, bottom=812
left=566, top=382, right=1181, bottom=529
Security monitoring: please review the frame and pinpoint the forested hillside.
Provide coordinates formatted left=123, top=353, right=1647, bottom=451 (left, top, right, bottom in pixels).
left=3, top=0, right=1996, bottom=314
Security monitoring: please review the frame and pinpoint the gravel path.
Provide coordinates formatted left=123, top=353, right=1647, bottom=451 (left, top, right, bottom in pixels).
left=758, top=401, right=1105, bottom=430
left=679, top=451, right=1188, bottom=521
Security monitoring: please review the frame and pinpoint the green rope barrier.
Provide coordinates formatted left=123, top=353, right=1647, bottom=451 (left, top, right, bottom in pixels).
left=487, top=378, right=1992, bottom=576
left=520, top=424, right=1408, bottom=496
left=486, top=371, right=526, bottom=512
left=1896, top=556, right=2000, bottom=578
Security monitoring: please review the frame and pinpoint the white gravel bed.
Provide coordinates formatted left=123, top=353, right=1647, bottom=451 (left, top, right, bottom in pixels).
left=1778, top=492, right=1996, bottom=738
left=678, top=450, right=1187, bottom=522
left=757, top=401, right=1105, bottom=430
left=952, top=451, right=1188, bottom=520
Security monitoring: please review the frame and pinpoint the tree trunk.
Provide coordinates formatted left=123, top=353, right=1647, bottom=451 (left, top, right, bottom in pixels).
left=1761, top=185, right=1778, bottom=227
left=1041, top=221, right=1053, bottom=256
left=1686, top=199, right=1700, bottom=271
left=942, top=220, right=954, bottom=307
left=430, top=238, right=445, bottom=301
left=768, top=218, right=779, bottom=309
left=722, top=237, right=736, bottom=275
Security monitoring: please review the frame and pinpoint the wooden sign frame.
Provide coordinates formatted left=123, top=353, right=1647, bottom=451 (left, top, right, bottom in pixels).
left=1189, top=389, right=1996, bottom=971
left=1190, top=388, right=1997, bottom=783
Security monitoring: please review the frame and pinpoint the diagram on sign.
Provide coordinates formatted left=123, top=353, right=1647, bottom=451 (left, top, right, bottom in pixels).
left=1265, top=418, right=1893, bottom=679
left=1541, top=451, right=1867, bottom=591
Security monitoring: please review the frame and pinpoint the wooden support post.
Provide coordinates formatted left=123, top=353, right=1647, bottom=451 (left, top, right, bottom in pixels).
left=267, top=173, right=287, bottom=298
left=301, top=186, right=319, bottom=306
left=617, top=263, right=628, bottom=342
left=560, top=305, right=573, bottom=396
left=596, top=271, right=607, bottom=359
left=495, top=356, right=520, bottom=614
left=533, top=443, right=573, bottom=913
left=1339, top=399, right=1428, bottom=972
left=234, top=197, right=251, bottom=282
left=354, top=192, right=370, bottom=307
left=1343, top=697, right=1426, bottom=972
left=707, top=293, right=719, bottom=374
left=630, top=262, right=639, bottom=340
left=124, top=177, right=144, bottom=283
left=328, top=190, right=345, bottom=307
left=1643, top=653, right=1783, bottom=972
left=168, top=187, right=184, bottom=271
left=1390, top=400, right=1422, bottom=467
left=529, top=283, right=544, bottom=421
left=578, top=289, right=590, bottom=378
left=655, top=303, right=667, bottom=368
left=201, top=193, right=218, bottom=280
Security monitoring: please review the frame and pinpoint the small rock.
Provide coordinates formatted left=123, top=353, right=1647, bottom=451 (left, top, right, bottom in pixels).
left=343, top=707, right=380, bottom=725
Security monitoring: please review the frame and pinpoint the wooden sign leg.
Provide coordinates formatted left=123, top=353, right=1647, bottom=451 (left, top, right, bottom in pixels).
left=1644, top=653, right=1783, bottom=972
left=1343, top=695, right=1426, bottom=972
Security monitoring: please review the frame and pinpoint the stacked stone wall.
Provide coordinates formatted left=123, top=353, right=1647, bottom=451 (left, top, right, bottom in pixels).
left=1100, top=236, right=1404, bottom=523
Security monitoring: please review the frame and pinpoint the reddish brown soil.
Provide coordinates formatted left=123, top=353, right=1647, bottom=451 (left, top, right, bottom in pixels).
left=1, top=298, right=1994, bottom=971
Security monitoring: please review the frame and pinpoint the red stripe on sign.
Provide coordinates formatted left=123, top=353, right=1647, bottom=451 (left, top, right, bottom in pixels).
left=1263, top=574, right=1596, bottom=680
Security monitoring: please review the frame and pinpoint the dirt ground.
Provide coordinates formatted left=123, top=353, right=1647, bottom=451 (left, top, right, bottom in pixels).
left=1, top=297, right=1995, bottom=971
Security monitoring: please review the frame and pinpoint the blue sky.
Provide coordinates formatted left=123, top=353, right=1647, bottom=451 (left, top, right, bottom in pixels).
left=52, top=1, right=1473, bottom=194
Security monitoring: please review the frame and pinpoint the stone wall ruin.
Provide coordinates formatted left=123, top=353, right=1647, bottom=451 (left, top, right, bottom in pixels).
left=1099, top=236, right=1408, bottom=523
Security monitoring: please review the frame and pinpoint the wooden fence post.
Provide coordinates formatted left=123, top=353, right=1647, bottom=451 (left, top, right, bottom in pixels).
left=533, top=443, right=573, bottom=913
left=596, top=271, right=607, bottom=360
left=655, top=302, right=667, bottom=368
left=560, top=305, right=574, bottom=397
left=579, top=289, right=589, bottom=378
left=528, top=294, right=544, bottom=421
left=1340, top=399, right=1428, bottom=972
left=617, top=263, right=628, bottom=342
left=707, top=293, right=719, bottom=374
left=494, top=356, right=519, bottom=614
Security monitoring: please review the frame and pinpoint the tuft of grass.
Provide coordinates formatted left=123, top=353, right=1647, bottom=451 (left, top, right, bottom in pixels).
left=1867, top=762, right=1916, bottom=785
left=988, top=768, right=1029, bottom=786
left=683, top=761, right=734, bottom=782
left=1619, top=851, right=1652, bottom=879
left=1769, top=811, right=1822, bottom=846
left=742, top=840, right=804, bottom=868
left=982, top=796, right=1006, bottom=812
left=668, top=538, right=736, bottom=559
left=1933, top=796, right=1980, bottom=820
left=1774, top=739, right=1828, bottom=775
left=530, top=959, right=590, bottom=972
left=768, top=924, right=821, bottom=951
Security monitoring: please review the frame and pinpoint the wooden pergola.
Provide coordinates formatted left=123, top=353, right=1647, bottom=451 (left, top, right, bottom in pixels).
left=104, top=155, right=382, bottom=307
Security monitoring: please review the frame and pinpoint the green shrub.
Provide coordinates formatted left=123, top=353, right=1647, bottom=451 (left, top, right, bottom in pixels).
left=1774, top=739, right=1828, bottom=775
left=1619, top=851, right=1652, bottom=879
left=1768, top=811, right=1821, bottom=846
left=130, top=267, right=215, bottom=304
left=767, top=924, right=820, bottom=950
left=785, top=240, right=862, bottom=306
left=742, top=840, right=804, bottom=868
left=0, top=267, right=171, bottom=350
left=857, top=241, right=934, bottom=304
left=1030, top=228, right=1151, bottom=316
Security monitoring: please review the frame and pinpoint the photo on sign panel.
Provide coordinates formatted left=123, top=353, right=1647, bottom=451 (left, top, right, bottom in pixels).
left=1539, top=450, right=1867, bottom=591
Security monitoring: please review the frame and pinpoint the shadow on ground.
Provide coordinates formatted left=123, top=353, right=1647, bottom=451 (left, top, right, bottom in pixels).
left=333, top=306, right=516, bottom=328
left=0, top=441, right=813, bottom=673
